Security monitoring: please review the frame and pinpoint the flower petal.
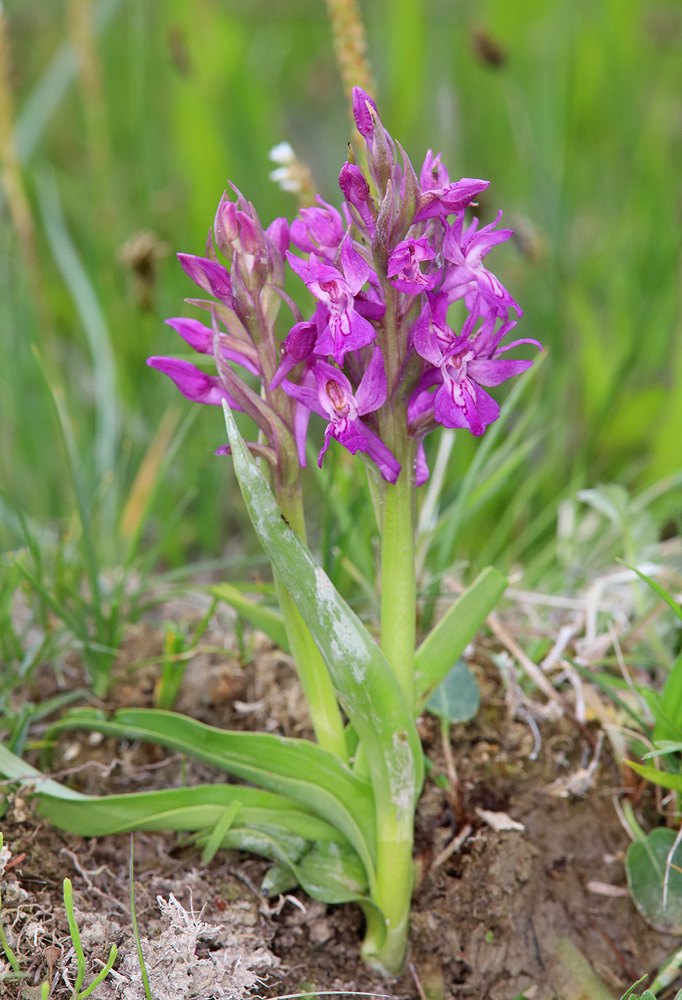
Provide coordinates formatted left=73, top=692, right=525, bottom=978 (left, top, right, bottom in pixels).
left=355, top=346, right=387, bottom=415
left=147, top=357, right=240, bottom=408
left=467, top=357, right=534, bottom=387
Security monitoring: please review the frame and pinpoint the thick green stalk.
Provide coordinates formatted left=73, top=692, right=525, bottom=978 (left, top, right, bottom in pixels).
left=364, top=433, right=417, bottom=973
left=380, top=460, right=416, bottom=705
left=361, top=807, right=414, bottom=975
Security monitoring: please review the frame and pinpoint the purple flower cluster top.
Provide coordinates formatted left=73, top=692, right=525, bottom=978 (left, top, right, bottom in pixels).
left=148, top=88, right=540, bottom=489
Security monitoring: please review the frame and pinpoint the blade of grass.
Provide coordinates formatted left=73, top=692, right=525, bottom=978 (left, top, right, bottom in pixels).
left=14, top=0, right=123, bottom=164
left=36, top=170, right=119, bottom=504
left=129, top=837, right=152, bottom=1000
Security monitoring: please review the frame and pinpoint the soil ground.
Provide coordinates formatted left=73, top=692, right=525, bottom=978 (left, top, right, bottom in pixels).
left=0, top=612, right=677, bottom=1000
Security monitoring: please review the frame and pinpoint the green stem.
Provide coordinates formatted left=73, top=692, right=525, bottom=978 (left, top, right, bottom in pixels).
left=361, top=439, right=417, bottom=974
left=361, top=808, right=414, bottom=975
left=380, top=459, right=416, bottom=705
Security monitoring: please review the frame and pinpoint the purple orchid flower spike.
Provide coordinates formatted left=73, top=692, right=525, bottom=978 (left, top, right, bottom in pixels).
left=282, top=348, right=400, bottom=482
left=387, top=235, right=441, bottom=294
left=286, top=236, right=375, bottom=364
left=442, top=210, right=522, bottom=316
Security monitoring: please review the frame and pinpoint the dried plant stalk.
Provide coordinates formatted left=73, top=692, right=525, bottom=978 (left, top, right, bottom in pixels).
left=324, top=0, right=374, bottom=103
left=0, top=7, right=38, bottom=276
left=0, top=6, right=56, bottom=358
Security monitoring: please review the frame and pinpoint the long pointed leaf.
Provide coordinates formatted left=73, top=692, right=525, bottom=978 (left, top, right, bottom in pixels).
left=626, top=759, right=682, bottom=792
left=0, top=742, right=89, bottom=800
left=211, top=582, right=289, bottom=652
left=624, top=562, right=682, bottom=623
left=45, top=708, right=378, bottom=891
left=414, top=567, right=507, bottom=712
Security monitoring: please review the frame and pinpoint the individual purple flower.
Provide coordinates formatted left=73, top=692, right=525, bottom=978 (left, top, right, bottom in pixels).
left=290, top=197, right=345, bottom=261
left=419, top=150, right=450, bottom=191
left=352, top=86, right=379, bottom=138
left=387, top=236, right=440, bottom=294
left=165, top=317, right=260, bottom=375
left=282, top=348, right=400, bottom=483
left=411, top=303, right=540, bottom=436
left=266, top=216, right=290, bottom=262
left=413, top=177, right=489, bottom=223
left=177, top=254, right=232, bottom=303
left=339, top=161, right=375, bottom=234
left=286, top=237, right=375, bottom=364
left=270, top=320, right=319, bottom=391
left=441, top=210, right=521, bottom=316
left=146, top=357, right=242, bottom=409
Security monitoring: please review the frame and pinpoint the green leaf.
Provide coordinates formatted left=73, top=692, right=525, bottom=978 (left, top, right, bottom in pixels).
left=211, top=583, right=289, bottom=652
left=626, top=827, right=682, bottom=933
left=658, top=651, right=682, bottom=738
left=214, top=827, right=373, bottom=906
left=619, top=980, right=648, bottom=1000
left=426, top=660, right=480, bottom=723
left=0, top=744, right=374, bottom=908
left=0, top=742, right=90, bottom=801
left=626, top=759, right=682, bottom=792
left=414, top=567, right=507, bottom=712
left=641, top=689, right=682, bottom=743
left=200, top=801, right=241, bottom=865
left=261, top=862, right=298, bottom=897
left=297, top=840, right=369, bottom=899
left=643, top=741, right=682, bottom=759
left=222, top=402, right=423, bottom=825
left=44, top=708, right=378, bottom=894
left=623, top=562, right=682, bottom=624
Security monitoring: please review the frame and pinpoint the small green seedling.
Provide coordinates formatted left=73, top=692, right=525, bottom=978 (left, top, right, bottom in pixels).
left=3, top=834, right=117, bottom=996
left=63, top=876, right=118, bottom=999
left=129, top=837, right=152, bottom=1000
left=155, top=597, right=218, bottom=711
left=621, top=971, right=682, bottom=999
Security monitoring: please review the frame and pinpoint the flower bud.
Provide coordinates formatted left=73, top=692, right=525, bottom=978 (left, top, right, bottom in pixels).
left=213, top=193, right=239, bottom=258
left=352, top=86, right=378, bottom=137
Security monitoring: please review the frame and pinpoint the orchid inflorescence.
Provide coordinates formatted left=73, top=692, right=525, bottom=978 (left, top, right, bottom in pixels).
left=148, top=87, right=540, bottom=499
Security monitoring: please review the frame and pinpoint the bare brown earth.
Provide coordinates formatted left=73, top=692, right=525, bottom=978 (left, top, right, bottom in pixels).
left=0, top=614, right=677, bottom=1000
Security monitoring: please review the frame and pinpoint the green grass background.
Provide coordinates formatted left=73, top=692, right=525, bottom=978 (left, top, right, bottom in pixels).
left=1, top=0, right=680, bottom=582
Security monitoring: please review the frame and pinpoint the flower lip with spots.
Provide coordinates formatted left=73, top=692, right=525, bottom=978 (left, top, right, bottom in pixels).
left=282, top=347, right=400, bottom=483
left=387, top=235, right=441, bottom=294
left=286, top=238, right=376, bottom=365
